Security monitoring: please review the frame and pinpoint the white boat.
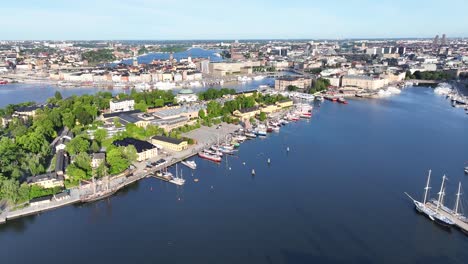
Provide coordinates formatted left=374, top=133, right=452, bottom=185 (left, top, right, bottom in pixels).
left=57, top=81, right=75, bottom=87
left=377, top=89, right=392, bottom=97
left=233, top=135, right=247, bottom=142
left=170, top=164, right=185, bottom=186
left=245, top=132, right=257, bottom=138
left=253, top=76, right=265, bottom=81
left=203, top=148, right=223, bottom=157
left=315, top=95, right=324, bottom=102
left=181, top=160, right=197, bottom=170
left=237, top=76, right=252, bottom=82
left=387, top=86, right=401, bottom=94
left=255, top=125, right=267, bottom=136
left=434, top=83, right=452, bottom=95
left=405, top=170, right=436, bottom=221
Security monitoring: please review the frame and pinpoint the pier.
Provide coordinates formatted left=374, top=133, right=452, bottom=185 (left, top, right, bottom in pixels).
left=425, top=202, right=468, bottom=233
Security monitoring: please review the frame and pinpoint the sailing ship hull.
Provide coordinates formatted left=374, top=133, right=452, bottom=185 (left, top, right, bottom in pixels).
left=81, top=189, right=118, bottom=203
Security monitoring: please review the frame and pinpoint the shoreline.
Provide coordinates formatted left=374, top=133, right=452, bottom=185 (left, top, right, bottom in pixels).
left=1, top=86, right=465, bottom=225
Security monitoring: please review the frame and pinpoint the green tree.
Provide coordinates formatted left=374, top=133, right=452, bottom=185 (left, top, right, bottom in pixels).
left=0, top=178, right=19, bottom=203
left=154, top=98, right=164, bottom=107
left=91, top=140, right=100, bottom=153
left=66, top=136, right=90, bottom=156
left=258, top=112, right=267, bottom=121
left=198, top=109, right=206, bottom=119
left=65, top=164, right=87, bottom=181
left=207, top=101, right=222, bottom=117
left=62, top=112, right=76, bottom=128
left=55, top=91, right=63, bottom=100
left=107, top=147, right=131, bottom=174
left=93, top=129, right=107, bottom=143
left=135, top=101, right=148, bottom=112
left=73, top=152, right=92, bottom=177
left=287, top=85, right=299, bottom=91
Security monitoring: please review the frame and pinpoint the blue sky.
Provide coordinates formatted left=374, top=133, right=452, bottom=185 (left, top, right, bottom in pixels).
left=2, top=0, right=467, bottom=40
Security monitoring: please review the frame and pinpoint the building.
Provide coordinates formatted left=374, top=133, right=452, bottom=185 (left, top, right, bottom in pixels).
left=29, top=195, right=53, bottom=206
left=55, top=149, right=68, bottom=177
left=113, top=138, right=158, bottom=162
left=54, top=191, right=71, bottom=201
left=274, top=76, right=312, bottom=91
left=91, top=153, right=106, bottom=168
left=27, top=172, right=64, bottom=189
left=14, top=105, right=42, bottom=117
left=209, top=61, right=261, bottom=76
left=151, top=135, right=188, bottom=152
left=175, top=89, right=198, bottom=103
left=233, top=106, right=261, bottom=121
left=341, top=75, right=388, bottom=90
left=109, top=99, right=135, bottom=113
left=276, top=99, right=294, bottom=108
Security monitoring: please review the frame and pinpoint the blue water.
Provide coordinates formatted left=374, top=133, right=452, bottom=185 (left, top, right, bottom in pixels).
left=0, top=78, right=275, bottom=108
left=1, top=87, right=468, bottom=263
left=123, top=48, right=224, bottom=64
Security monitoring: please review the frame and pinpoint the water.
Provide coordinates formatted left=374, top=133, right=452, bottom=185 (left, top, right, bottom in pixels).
left=0, top=77, right=275, bottom=108
left=122, top=48, right=224, bottom=64
left=1, top=87, right=468, bottom=263
left=0, top=83, right=127, bottom=107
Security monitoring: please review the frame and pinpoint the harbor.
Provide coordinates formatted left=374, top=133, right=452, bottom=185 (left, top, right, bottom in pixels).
left=1, top=87, right=467, bottom=263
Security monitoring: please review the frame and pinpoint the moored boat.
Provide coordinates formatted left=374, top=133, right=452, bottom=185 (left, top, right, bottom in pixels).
left=338, top=97, right=348, bottom=104
left=181, top=160, right=197, bottom=170
left=198, top=151, right=222, bottom=162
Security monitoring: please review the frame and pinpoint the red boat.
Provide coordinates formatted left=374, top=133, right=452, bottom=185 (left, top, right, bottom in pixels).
left=0, top=80, right=8, bottom=85
left=338, top=97, right=348, bottom=104
left=198, top=152, right=221, bottom=162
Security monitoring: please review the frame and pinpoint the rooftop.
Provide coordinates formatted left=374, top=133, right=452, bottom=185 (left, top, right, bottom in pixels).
left=113, top=138, right=156, bottom=153
left=151, top=135, right=185, bottom=145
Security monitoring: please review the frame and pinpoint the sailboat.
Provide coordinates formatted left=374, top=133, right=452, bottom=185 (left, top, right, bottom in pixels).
left=170, top=164, right=185, bottom=186
left=454, top=182, right=468, bottom=224
left=405, top=170, right=436, bottom=221
left=431, top=175, right=455, bottom=227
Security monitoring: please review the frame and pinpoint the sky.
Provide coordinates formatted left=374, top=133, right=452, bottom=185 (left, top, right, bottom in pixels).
left=1, top=0, right=468, bottom=40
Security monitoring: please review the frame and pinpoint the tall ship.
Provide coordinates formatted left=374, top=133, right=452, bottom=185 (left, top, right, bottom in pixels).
left=405, top=170, right=436, bottom=221
left=405, top=171, right=455, bottom=227
left=431, top=175, right=455, bottom=226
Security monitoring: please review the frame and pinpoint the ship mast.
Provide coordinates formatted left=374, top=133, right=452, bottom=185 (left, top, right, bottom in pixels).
left=423, top=169, right=432, bottom=204
left=454, top=182, right=462, bottom=216
left=436, top=175, right=447, bottom=212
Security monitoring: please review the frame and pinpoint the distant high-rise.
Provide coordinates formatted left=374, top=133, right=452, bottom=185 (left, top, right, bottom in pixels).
left=441, top=34, right=447, bottom=46
left=433, top=35, right=439, bottom=46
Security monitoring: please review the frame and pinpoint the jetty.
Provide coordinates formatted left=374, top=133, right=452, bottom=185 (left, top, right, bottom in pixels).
left=425, top=202, right=468, bottom=234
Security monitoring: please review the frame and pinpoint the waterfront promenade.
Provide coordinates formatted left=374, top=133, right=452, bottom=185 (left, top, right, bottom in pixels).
left=0, top=124, right=241, bottom=224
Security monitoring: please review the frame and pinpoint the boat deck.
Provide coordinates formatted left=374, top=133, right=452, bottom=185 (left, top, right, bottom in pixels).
left=426, top=202, right=468, bottom=233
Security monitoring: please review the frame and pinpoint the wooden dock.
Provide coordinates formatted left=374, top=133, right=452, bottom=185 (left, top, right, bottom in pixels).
left=425, top=202, right=468, bottom=234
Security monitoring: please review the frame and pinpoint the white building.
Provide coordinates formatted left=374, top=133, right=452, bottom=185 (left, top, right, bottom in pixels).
left=110, top=99, right=135, bottom=113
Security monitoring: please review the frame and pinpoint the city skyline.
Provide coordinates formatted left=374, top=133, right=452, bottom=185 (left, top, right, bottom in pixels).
left=2, top=0, right=468, bottom=40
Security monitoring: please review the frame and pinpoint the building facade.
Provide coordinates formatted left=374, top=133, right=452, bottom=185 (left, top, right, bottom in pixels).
left=151, top=136, right=188, bottom=152
left=109, top=99, right=135, bottom=113
left=274, top=76, right=312, bottom=91
left=341, top=75, right=388, bottom=90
